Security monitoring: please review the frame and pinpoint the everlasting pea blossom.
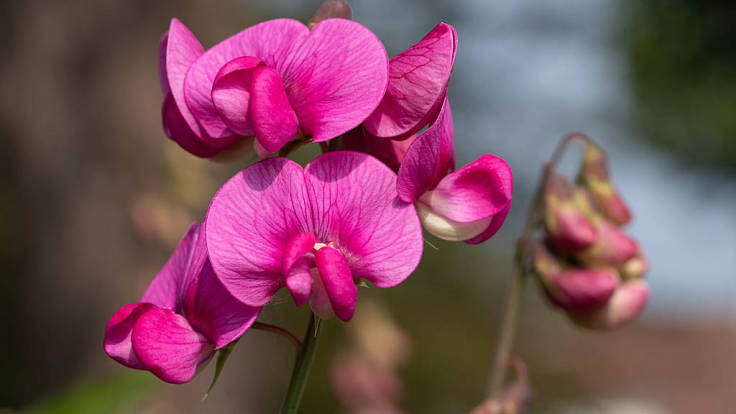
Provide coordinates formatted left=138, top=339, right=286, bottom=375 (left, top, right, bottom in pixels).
left=159, top=17, right=389, bottom=157
left=382, top=98, right=513, bottom=244
left=206, top=151, right=423, bottom=322
left=103, top=223, right=260, bottom=383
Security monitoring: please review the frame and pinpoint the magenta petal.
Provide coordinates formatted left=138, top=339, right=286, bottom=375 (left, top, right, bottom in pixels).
left=165, top=18, right=206, bottom=140
left=464, top=204, right=511, bottom=245
left=251, top=66, right=300, bottom=154
left=397, top=98, right=455, bottom=202
left=281, top=19, right=389, bottom=142
left=184, top=261, right=261, bottom=349
left=131, top=307, right=214, bottom=384
left=305, top=151, right=423, bottom=288
left=283, top=232, right=317, bottom=274
left=211, top=56, right=262, bottom=136
left=159, top=32, right=170, bottom=95
left=315, top=246, right=357, bottom=321
left=103, top=302, right=154, bottom=369
left=286, top=257, right=313, bottom=307
left=342, top=127, right=416, bottom=171
left=184, top=19, right=309, bottom=139
left=424, top=154, right=513, bottom=223
left=206, top=157, right=311, bottom=306
left=141, top=223, right=200, bottom=309
left=364, top=23, right=457, bottom=138
left=162, top=93, right=221, bottom=158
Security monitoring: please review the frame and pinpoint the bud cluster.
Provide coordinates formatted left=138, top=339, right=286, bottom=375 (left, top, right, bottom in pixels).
left=532, top=143, right=649, bottom=330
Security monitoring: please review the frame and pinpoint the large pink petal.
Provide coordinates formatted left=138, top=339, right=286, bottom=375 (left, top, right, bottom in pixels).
left=184, top=19, right=309, bottom=140
left=364, top=23, right=457, bottom=138
left=211, top=56, right=262, bottom=137
left=162, top=93, right=221, bottom=158
left=141, top=223, right=200, bottom=310
left=250, top=66, right=300, bottom=154
left=281, top=19, right=389, bottom=142
left=131, top=307, right=214, bottom=384
left=164, top=19, right=206, bottom=140
left=103, top=302, right=154, bottom=369
left=422, top=154, right=513, bottom=223
left=206, top=158, right=311, bottom=306
left=397, top=98, right=455, bottom=203
left=304, top=151, right=423, bottom=288
left=315, top=246, right=357, bottom=321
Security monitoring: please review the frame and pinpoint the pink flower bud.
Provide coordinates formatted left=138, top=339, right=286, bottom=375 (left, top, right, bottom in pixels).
left=543, top=174, right=596, bottom=255
left=579, top=144, right=631, bottom=226
left=471, top=357, right=531, bottom=414
left=577, top=218, right=639, bottom=267
left=569, top=280, right=649, bottom=330
left=532, top=243, right=619, bottom=311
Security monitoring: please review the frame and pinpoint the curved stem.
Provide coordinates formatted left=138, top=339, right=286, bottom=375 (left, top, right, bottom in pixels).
left=486, top=133, right=592, bottom=398
left=280, top=313, right=322, bottom=414
left=252, top=322, right=302, bottom=350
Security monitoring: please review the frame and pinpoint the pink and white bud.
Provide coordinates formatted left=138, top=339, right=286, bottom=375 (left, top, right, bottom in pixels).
left=532, top=243, right=619, bottom=311
left=577, top=218, right=639, bottom=267
left=570, top=280, right=649, bottom=330
left=543, top=174, right=596, bottom=255
left=578, top=144, right=631, bottom=226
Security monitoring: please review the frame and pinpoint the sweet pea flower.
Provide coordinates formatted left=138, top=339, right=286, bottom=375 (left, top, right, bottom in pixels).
left=385, top=98, right=513, bottom=244
left=205, top=151, right=423, bottom=321
left=159, top=17, right=389, bottom=157
left=363, top=22, right=457, bottom=139
left=103, top=223, right=260, bottom=383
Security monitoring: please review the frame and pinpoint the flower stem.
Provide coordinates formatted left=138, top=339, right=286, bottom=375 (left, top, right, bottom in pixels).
left=252, top=322, right=302, bottom=350
left=280, top=312, right=322, bottom=414
left=486, top=133, right=591, bottom=398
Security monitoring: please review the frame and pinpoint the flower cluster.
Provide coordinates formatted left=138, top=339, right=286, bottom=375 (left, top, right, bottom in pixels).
left=531, top=142, right=648, bottom=330
left=105, top=7, right=513, bottom=385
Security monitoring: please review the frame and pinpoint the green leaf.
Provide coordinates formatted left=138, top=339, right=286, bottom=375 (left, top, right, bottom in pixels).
left=202, top=345, right=235, bottom=401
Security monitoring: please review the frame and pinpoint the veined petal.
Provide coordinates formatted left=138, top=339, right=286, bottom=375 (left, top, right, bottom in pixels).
left=211, top=56, right=262, bottom=137
left=131, top=307, right=214, bottom=384
left=397, top=98, right=454, bottom=202
left=184, top=19, right=309, bottom=140
left=165, top=19, right=206, bottom=140
left=305, top=151, right=423, bottom=288
left=315, top=246, right=357, bottom=321
left=415, top=201, right=492, bottom=242
left=422, top=154, right=513, bottom=223
left=162, top=93, right=221, bottom=158
left=342, top=127, right=415, bottom=171
left=141, top=223, right=200, bottom=310
left=250, top=66, right=300, bottom=154
left=281, top=19, right=389, bottom=142
left=184, top=261, right=261, bottom=349
left=364, top=23, right=457, bottom=138
left=103, top=302, right=154, bottom=369
left=206, top=158, right=311, bottom=306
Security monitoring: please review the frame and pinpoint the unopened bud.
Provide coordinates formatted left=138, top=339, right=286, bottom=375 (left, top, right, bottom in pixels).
left=577, top=218, right=638, bottom=267
left=310, top=0, right=352, bottom=27
left=579, top=143, right=631, bottom=226
left=570, top=280, right=649, bottom=330
left=543, top=174, right=596, bottom=255
left=620, top=254, right=648, bottom=281
left=532, top=242, right=619, bottom=311
left=471, top=358, right=531, bottom=414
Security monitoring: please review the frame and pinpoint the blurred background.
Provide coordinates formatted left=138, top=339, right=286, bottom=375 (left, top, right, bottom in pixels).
left=1, top=0, right=735, bottom=413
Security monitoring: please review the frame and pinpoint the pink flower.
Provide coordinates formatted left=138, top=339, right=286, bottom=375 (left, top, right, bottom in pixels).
left=384, top=98, right=513, bottom=244
left=205, top=151, right=424, bottom=322
left=159, top=18, right=389, bottom=157
left=363, top=22, right=457, bottom=139
left=103, top=223, right=260, bottom=384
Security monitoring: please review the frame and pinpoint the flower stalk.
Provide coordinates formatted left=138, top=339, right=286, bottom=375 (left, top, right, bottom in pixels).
left=280, top=312, right=323, bottom=414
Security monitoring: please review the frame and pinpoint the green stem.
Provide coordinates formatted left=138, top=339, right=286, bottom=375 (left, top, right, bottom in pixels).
left=486, top=133, right=591, bottom=398
left=280, top=313, right=322, bottom=414
left=252, top=322, right=302, bottom=350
